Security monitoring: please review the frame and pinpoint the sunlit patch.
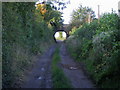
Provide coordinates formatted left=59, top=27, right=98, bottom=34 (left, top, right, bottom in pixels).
left=54, top=31, right=67, bottom=42
left=54, top=32, right=60, bottom=38
left=35, top=0, right=47, bottom=15
left=62, top=32, right=67, bottom=38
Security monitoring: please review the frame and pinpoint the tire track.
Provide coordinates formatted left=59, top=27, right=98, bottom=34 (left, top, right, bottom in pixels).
left=59, top=43, right=96, bottom=88
left=20, top=45, right=56, bottom=88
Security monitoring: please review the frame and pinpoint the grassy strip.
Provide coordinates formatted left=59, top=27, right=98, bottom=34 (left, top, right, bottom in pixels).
left=52, top=48, right=72, bottom=88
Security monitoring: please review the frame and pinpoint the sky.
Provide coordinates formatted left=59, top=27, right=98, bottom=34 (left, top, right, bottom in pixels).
left=62, top=0, right=120, bottom=24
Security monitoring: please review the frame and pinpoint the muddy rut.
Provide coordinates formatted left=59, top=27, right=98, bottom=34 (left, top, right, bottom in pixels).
left=59, top=43, right=96, bottom=88
left=20, top=45, right=56, bottom=88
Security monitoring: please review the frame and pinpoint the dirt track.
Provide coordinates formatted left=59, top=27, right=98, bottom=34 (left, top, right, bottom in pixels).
left=59, top=43, right=96, bottom=88
left=18, top=43, right=96, bottom=88
left=20, top=45, right=56, bottom=88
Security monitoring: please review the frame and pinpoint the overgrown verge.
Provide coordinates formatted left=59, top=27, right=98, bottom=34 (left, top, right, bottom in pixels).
left=2, top=2, right=55, bottom=88
left=66, top=13, right=120, bottom=88
left=52, top=47, right=72, bottom=88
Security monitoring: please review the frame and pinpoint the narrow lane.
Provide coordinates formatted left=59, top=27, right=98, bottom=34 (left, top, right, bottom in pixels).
left=18, top=43, right=96, bottom=88
left=59, top=43, right=96, bottom=88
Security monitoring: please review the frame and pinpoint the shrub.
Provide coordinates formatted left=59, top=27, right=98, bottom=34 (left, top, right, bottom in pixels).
left=66, top=13, right=120, bottom=88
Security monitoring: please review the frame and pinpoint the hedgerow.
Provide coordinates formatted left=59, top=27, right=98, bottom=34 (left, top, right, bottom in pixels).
left=66, top=13, right=120, bottom=88
left=2, top=2, right=54, bottom=88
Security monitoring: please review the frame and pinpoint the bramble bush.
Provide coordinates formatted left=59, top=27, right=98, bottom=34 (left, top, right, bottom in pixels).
left=66, top=13, right=120, bottom=88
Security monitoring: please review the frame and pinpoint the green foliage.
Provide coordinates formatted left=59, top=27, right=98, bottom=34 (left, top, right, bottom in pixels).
left=67, top=5, right=95, bottom=31
left=35, top=0, right=66, bottom=30
left=46, top=10, right=63, bottom=29
left=66, top=13, right=120, bottom=88
left=71, top=5, right=95, bottom=21
left=46, top=0, right=70, bottom=10
left=2, top=2, right=55, bottom=88
left=52, top=48, right=72, bottom=88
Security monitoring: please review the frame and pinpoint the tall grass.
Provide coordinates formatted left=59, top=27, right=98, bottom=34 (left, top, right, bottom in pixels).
left=2, top=44, right=34, bottom=87
left=52, top=48, right=72, bottom=88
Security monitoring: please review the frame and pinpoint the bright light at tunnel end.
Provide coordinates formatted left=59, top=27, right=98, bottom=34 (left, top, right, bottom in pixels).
left=54, top=32, right=60, bottom=38
left=62, top=32, right=67, bottom=38
left=54, top=31, right=67, bottom=42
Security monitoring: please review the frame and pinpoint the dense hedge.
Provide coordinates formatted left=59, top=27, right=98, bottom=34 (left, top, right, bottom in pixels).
left=66, top=13, right=120, bottom=88
left=2, top=2, right=54, bottom=88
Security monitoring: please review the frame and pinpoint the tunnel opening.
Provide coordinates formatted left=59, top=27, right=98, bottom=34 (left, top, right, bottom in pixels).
left=53, top=30, right=68, bottom=43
